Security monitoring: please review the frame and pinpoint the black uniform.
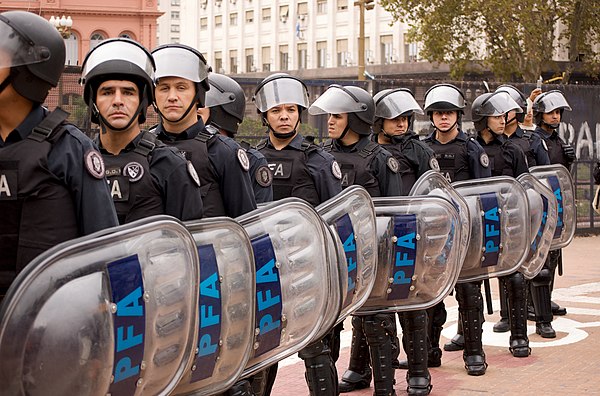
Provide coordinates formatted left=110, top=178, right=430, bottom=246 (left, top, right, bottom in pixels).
left=424, top=129, right=491, bottom=374
left=0, top=106, right=118, bottom=296
left=98, top=130, right=203, bottom=224
left=477, top=135, right=529, bottom=177
left=507, top=127, right=550, bottom=167
left=156, top=120, right=256, bottom=217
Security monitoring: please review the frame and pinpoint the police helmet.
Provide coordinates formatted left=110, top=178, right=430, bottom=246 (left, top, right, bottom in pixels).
left=423, top=83, right=466, bottom=114
left=253, top=73, right=309, bottom=113
left=0, top=11, right=66, bottom=103
left=152, top=44, right=210, bottom=108
left=373, top=88, right=423, bottom=133
left=495, top=84, right=527, bottom=123
left=81, top=38, right=155, bottom=125
left=533, top=90, right=571, bottom=126
left=205, top=73, right=246, bottom=135
left=308, top=84, right=375, bottom=135
left=471, top=92, right=522, bottom=132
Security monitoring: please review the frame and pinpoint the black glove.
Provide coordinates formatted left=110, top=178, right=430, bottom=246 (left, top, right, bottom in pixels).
left=562, top=143, right=576, bottom=162
left=593, top=162, right=600, bottom=185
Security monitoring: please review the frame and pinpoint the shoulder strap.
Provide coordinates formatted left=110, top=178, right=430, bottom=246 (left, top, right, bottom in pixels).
left=358, top=140, right=379, bottom=158
left=256, top=138, right=268, bottom=150
left=134, top=130, right=158, bottom=157
left=194, top=128, right=213, bottom=144
left=28, top=107, right=70, bottom=143
left=239, top=140, right=251, bottom=150
left=321, top=139, right=334, bottom=152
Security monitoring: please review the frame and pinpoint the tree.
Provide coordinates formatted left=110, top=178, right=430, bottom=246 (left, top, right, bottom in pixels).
left=379, top=0, right=599, bottom=82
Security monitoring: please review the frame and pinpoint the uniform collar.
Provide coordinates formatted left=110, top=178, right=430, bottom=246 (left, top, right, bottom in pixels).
left=332, top=135, right=370, bottom=152
left=427, top=129, right=469, bottom=144
left=2, top=105, right=46, bottom=145
left=156, top=118, right=206, bottom=141
left=266, top=132, right=305, bottom=150
left=97, top=131, right=146, bottom=154
left=535, top=126, right=557, bottom=140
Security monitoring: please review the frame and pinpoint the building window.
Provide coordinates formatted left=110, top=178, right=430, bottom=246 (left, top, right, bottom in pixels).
left=262, top=46, right=271, bottom=71
left=317, top=1, right=327, bottom=14
left=279, top=45, right=288, bottom=71
left=337, top=0, right=348, bottom=11
left=200, top=17, right=208, bottom=30
left=230, top=50, right=238, bottom=74
left=171, top=24, right=180, bottom=32
left=404, top=33, right=419, bottom=62
left=119, top=32, right=135, bottom=40
left=214, top=51, right=223, bottom=73
left=317, top=41, right=327, bottom=68
left=380, top=35, right=394, bottom=64
left=246, top=48, right=254, bottom=72
left=297, top=2, right=308, bottom=16
left=337, top=39, right=348, bottom=67
left=297, top=43, right=307, bottom=69
left=65, top=34, right=78, bottom=65
left=279, top=5, right=289, bottom=23
left=171, top=11, right=180, bottom=19
left=215, top=15, right=222, bottom=28
left=245, top=10, right=254, bottom=24
left=230, top=13, right=238, bottom=26
left=90, top=32, right=105, bottom=50
left=262, top=8, right=271, bottom=22
left=171, top=0, right=180, bottom=5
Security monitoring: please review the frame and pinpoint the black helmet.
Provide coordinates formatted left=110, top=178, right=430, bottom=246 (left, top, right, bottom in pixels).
left=533, top=90, right=571, bottom=127
left=0, top=11, right=66, bottom=103
left=309, top=84, right=375, bottom=135
left=471, top=92, right=522, bottom=132
left=81, top=38, right=155, bottom=126
left=205, top=73, right=246, bottom=135
left=423, top=83, right=466, bottom=114
left=373, top=88, right=423, bottom=133
left=495, top=85, right=527, bottom=123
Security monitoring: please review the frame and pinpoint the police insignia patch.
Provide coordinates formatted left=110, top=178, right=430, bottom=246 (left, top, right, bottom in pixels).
left=123, top=162, right=144, bottom=182
left=542, top=140, right=548, bottom=151
left=237, top=148, right=250, bottom=171
left=332, top=161, right=343, bottom=180
left=430, top=157, right=440, bottom=172
left=187, top=161, right=201, bottom=187
left=84, top=150, right=105, bottom=179
left=256, top=165, right=273, bottom=187
left=387, top=157, right=399, bottom=173
left=480, top=153, right=490, bottom=168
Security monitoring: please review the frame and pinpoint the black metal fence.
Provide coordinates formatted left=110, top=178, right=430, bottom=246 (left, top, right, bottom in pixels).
left=48, top=67, right=600, bottom=234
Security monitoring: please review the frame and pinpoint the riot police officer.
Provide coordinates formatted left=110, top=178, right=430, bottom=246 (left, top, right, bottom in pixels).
left=197, top=72, right=273, bottom=203
left=310, top=84, right=403, bottom=396
left=0, top=10, right=118, bottom=299
left=151, top=45, right=256, bottom=217
left=530, top=90, right=574, bottom=337
left=422, top=83, right=491, bottom=376
left=81, top=38, right=203, bottom=223
left=373, top=87, right=439, bottom=395
left=471, top=92, right=531, bottom=357
left=254, top=73, right=343, bottom=396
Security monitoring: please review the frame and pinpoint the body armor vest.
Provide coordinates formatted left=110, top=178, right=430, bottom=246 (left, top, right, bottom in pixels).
left=381, top=142, right=417, bottom=194
left=323, top=140, right=381, bottom=197
left=165, top=130, right=226, bottom=217
left=482, top=140, right=512, bottom=177
left=429, top=140, right=471, bottom=182
left=0, top=109, right=78, bottom=293
left=511, top=132, right=537, bottom=167
left=257, top=139, right=320, bottom=206
left=103, top=131, right=163, bottom=224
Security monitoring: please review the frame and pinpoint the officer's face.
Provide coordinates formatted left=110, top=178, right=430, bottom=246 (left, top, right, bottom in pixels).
left=542, top=109, right=561, bottom=124
left=327, top=113, right=348, bottom=139
left=383, top=116, right=409, bottom=135
left=266, top=104, right=299, bottom=133
left=486, top=114, right=506, bottom=134
left=506, top=110, right=518, bottom=126
left=155, top=77, right=197, bottom=122
left=432, top=111, right=458, bottom=131
left=197, top=107, right=210, bottom=124
left=96, top=80, right=140, bottom=130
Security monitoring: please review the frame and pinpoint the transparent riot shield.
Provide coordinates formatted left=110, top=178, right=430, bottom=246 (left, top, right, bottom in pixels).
left=0, top=216, right=199, bottom=396
left=529, top=164, right=576, bottom=250
left=316, top=185, right=377, bottom=328
left=452, top=177, right=530, bottom=282
left=173, top=217, right=255, bottom=396
left=517, top=173, right=559, bottom=279
left=356, top=195, right=463, bottom=314
left=236, top=198, right=333, bottom=378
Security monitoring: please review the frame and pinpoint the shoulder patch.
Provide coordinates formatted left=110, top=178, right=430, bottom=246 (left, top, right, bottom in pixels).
left=187, top=161, right=201, bottom=187
left=387, top=157, right=400, bottom=173
left=255, top=165, right=273, bottom=188
left=429, top=157, right=440, bottom=172
left=541, top=140, right=548, bottom=151
left=332, top=160, right=343, bottom=180
left=123, top=162, right=145, bottom=182
left=237, top=148, right=250, bottom=171
left=84, top=149, right=105, bottom=179
left=480, top=153, right=490, bottom=168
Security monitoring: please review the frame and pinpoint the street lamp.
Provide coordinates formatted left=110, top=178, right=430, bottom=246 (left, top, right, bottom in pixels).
left=354, top=0, right=375, bottom=81
left=48, top=15, right=73, bottom=39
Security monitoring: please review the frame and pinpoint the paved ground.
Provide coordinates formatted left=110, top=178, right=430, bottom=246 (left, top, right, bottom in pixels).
left=271, top=235, right=600, bottom=395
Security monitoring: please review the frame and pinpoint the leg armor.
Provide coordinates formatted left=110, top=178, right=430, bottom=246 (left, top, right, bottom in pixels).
left=299, top=337, right=339, bottom=396
left=493, top=278, right=509, bottom=333
left=248, top=364, right=278, bottom=396
left=455, top=282, right=487, bottom=376
left=549, top=249, right=567, bottom=315
left=505, top=272, right=530, bottom=357
left=225, top=379, right=256, bottom=396
left=339, top=316, right=372, bottom=393
left=363, top=314, right=397, bottom=396
left=426, top=301, right=448, bottom=361
left=530, top=267, right=556, bottom=338
left=400, top=310, right=432, bottom=396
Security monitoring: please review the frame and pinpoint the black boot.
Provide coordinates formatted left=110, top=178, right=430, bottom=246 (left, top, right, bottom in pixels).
left=549, top=250, right=567, bottom=316
left=225, top=379, right=256, bottom=396
left=505, top=273, right=531, bottom=357
left=401, top=310, right=432, bottom=396
left=456, top=282, right=487, bottom=376
left=493, top=278, right=510, bottom=333
left=426, top=302, right=448, bottom=363
left=443, top=317, right=463, bottom=352
left=299, top=338, right=339, bottom=396
left=339, top=316, right=372, bottom=393
left=364, top=314, right=397, bottom=396
left=530, top=267, right=556, bottom=339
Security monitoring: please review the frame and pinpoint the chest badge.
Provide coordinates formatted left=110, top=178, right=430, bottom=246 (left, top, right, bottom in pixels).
left=84, top=149, right=105, bottom=179
left=123, top=162, right=144, bottom=182
left=480, top=153, right=490, bottom=168
left=332, top=160, right=343, bottom=180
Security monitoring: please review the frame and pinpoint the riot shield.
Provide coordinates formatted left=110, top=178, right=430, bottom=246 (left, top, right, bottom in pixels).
left=452, top=177, right=530, bottom=282
left=0, top=216, right=199, bottom=396
left=516, top=173, right=559, bottom=279
left=356, top=195, right=463, bottom=314
left=529, top=164, right=576, bottom=250
left=316, top=185, right=377, bottom=329
left=173, top=217, right=255, bottom=396
left=236, top=198, right=333, bottom=378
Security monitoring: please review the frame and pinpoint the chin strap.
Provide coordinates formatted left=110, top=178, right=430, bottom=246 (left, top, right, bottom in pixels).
left=268, top=117, right=301, bottom=139
left=0, top=71, right=14, bottom=96
left=542, top=120, right=560, bottom=130
left=430, top=114, right=459, bottom=133
left=156, top=89, right=200, bottom=125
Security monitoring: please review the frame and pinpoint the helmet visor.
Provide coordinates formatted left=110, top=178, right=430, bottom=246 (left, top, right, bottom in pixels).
left=0, top=20, right=55, bottom=68
left=535, top=90, right=572, bottom=113
left=81, top=40, right=155, bottom=82
left=153, top=46, right=208, bottom=83
left=495, top=86, right=526, bottom=109
left=206, top=80, right=238, bottom=108
left=424, top=85, right=465, bottom=111
left=375, top=90, right=424, bottom=119
left=253, top=77, right=309, bottom=112
left=308, top=85, right=368, bottom=116
left=478, top=92, right=523, bottom=117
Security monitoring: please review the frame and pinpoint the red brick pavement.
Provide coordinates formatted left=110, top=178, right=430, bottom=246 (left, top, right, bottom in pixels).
left=271, top=235, right=600, bottom=395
